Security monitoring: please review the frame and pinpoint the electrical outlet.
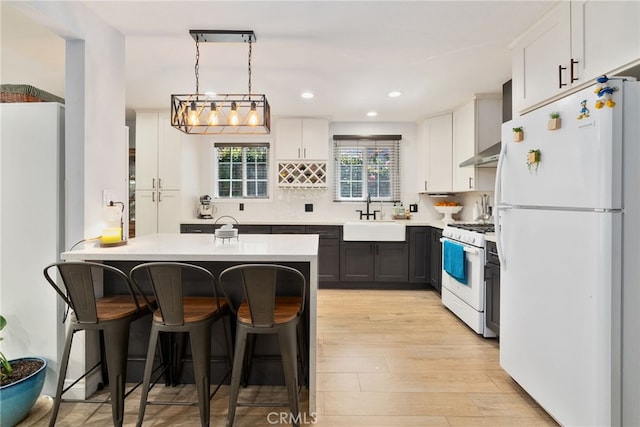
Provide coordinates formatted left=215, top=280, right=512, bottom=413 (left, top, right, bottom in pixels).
left=102, top=189, right=116, bottom=206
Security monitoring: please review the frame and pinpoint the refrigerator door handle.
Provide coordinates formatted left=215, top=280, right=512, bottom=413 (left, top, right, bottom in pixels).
left=494, top=145, right=508, bottom=267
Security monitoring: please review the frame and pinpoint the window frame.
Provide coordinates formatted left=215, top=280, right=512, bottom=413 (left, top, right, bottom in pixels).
left=333, top=135, right=401, bottom=202
left=213, top=142, right=270, bottom=199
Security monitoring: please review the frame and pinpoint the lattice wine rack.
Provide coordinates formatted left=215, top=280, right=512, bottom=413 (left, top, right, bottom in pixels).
left=278, top=162, right=327, bottom=187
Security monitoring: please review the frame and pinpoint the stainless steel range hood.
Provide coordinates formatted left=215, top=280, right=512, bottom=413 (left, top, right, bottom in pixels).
left=459, top=141, right=501, bottom=167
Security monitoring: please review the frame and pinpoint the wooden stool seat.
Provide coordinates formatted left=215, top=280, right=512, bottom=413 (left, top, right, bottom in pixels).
left=151, top=297, right=228, bottom=324
left=96, top=295, right=156, bottom=321
left=237, top=296, right=302, bottom=325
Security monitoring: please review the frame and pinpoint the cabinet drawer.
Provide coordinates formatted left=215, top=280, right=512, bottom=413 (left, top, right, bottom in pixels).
left=237, top=225, right=271, bottom=234
left=305, top=225, right=341, bottom=239
left=180, top=224, right=215, bottom=234
left=271, top=225, right=306, bottom=234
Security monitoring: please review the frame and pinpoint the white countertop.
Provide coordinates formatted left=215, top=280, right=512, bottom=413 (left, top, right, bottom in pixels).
left=181, top=218, right=448, bottom=229
left=62, top=233, right=319, bottom=262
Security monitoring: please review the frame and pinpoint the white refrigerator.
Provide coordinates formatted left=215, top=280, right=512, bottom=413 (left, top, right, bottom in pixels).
left=495, top=77, right=640, bottom=426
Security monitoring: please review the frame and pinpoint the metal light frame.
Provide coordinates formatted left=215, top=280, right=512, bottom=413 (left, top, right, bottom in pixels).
left=171, top=30, right=271, bottom=135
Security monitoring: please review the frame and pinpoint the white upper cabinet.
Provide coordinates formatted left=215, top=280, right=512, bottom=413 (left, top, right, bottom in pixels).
left=276, top=118, right=329, bottom=160
left=452, top=95, right=500, bottom=192
left=416, top=113, right=453, bottom=193
left=512, top=1, right=640, bottom=114
left=136, top=112, right=182, bottom=191
left=572, top=1, right=640, bottom=82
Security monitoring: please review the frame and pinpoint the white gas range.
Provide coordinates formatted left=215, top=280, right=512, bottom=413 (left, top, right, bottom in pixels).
left=440, top=223, right=496, bottom=338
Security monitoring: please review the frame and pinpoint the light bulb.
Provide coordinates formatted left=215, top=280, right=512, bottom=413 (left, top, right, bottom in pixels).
left=228, top=102, right=239, bottom=126
left=188, top=101, right=199, bottom=125
left=247, top=102, right=259, bottom=126
left=208, top=102, right=219, bottom=125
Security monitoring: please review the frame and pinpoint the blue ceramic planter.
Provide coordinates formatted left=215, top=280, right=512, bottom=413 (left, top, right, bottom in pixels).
left=0, top=357, right=47, bottom=427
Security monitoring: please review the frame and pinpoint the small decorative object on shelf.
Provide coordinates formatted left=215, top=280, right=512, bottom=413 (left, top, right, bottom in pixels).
left=527, top=149, right=541, bottom=174
left=512, top=127, right=524, bottom=142
left=278, top=162, right=327, bottom=187
left=594, top=75, right=618, bottom=109
left=577, top=99, right=590, bottom=119
left=548, top=112, right=561, bottom=130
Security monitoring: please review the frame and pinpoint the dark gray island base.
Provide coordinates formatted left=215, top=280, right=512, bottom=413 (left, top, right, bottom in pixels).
left=105, top=260, right=310, bottom=388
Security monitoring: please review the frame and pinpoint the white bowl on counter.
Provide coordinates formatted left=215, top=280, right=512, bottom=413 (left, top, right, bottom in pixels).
left=433, top=205, right=463, bottom=223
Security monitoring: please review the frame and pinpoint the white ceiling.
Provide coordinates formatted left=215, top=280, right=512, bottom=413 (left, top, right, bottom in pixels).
left=1, top=1, right=556, bottom=123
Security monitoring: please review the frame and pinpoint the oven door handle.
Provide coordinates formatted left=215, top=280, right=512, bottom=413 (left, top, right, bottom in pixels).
left=439, top=238, right=480, bottom=255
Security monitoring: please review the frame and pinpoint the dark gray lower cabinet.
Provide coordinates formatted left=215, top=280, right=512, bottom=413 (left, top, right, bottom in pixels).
left=340, top=242, right=408, bottom=282
left=409, top=227, right=429, bottom=283
left=306, top=225, right=341, bottom=282
left=485, top=241, right=500, bottom=335
left=429, top=227, right=443, bottom=292
left=181, top=223, right=435, bottom=288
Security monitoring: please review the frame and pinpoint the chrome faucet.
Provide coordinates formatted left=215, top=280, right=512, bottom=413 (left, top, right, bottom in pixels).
left=356, top=195, right=380, bottom=220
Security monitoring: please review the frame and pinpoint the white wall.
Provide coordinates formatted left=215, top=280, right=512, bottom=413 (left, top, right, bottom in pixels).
left=178, top=117, right=494, bottom=224
left=1, top=2, right=128, bottom=397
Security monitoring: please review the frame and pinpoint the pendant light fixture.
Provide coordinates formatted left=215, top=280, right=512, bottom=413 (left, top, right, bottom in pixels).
left=171, top=30, right=270, bottom=134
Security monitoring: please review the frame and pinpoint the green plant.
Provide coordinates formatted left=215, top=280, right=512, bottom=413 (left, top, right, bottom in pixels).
left=0, top=315, right=12, bottom=381
left=549, top=112, right=560, bottom=119
left=512, top=126, right=523, bottom=133
left=527, top=149, right=541, bottom=174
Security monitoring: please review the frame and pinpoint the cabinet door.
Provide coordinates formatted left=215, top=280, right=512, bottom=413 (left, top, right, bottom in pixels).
left=157, top=116, right=182, bottom=190
left=301, top=118, right=329, bottom=160
left=485, top=262, right=501, bottom=335
left=452, top=101, right=475, bottom=191
left=512, top=2, right=571, bottom=113
left=276, top=118, right=329, bottom=160
left=135, top=112, right=159, bottom=190
left=157, top=190, right=181, bottom=233
left=417, top=114, right=453, bottom=193
left=276, top=118, right=303, bottom=159
left=135, top=189, right=157, bottom=236
left=409, top=227, right=429, bottom=283
left=375, top=243, right=409, bottom=282
left=340, top=242, right=374, bottom=281
left=429, top=228, right=443, bottom=292
left=318, top=238, right=340, bottom=282
left=572, top=0, right=640, bottom=83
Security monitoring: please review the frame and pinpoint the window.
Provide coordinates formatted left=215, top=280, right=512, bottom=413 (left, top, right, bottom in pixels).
left=214, top=143, right=269, bottom=198
left=333, top=135, right=401, bottom=201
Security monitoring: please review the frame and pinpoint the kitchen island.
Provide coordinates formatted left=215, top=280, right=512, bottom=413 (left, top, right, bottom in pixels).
left=61, top=232, right=319, bottom=412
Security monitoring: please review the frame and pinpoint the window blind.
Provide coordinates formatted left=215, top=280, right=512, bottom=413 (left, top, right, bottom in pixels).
left=333, top=135, right=401, bottom=202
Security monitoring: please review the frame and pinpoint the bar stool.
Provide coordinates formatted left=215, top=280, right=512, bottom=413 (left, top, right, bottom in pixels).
left=129, top=262, right=233, bottom=427
left=43, top=261, right=156, bottom=427
left=218, top=264, right=306, bottom=427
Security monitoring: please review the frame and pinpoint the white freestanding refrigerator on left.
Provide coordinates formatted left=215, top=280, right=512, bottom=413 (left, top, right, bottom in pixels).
left=495, top=77, right=640, bottom=426
left=0, top=102, right=66, bottom=396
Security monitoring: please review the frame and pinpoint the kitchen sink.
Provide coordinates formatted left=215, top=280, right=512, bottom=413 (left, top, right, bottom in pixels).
left=342, top=220, right=406, bottom=241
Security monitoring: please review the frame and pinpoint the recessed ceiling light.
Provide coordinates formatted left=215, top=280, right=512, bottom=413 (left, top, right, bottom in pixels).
left=366, top=111, right=378, bottom=117
left=301, top=92, right=314, bottom=99
left=388, top=91, right=402, bottom=98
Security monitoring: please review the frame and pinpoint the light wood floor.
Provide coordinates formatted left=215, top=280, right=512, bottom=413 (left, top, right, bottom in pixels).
left=25, top=289, right=558, bottom=426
